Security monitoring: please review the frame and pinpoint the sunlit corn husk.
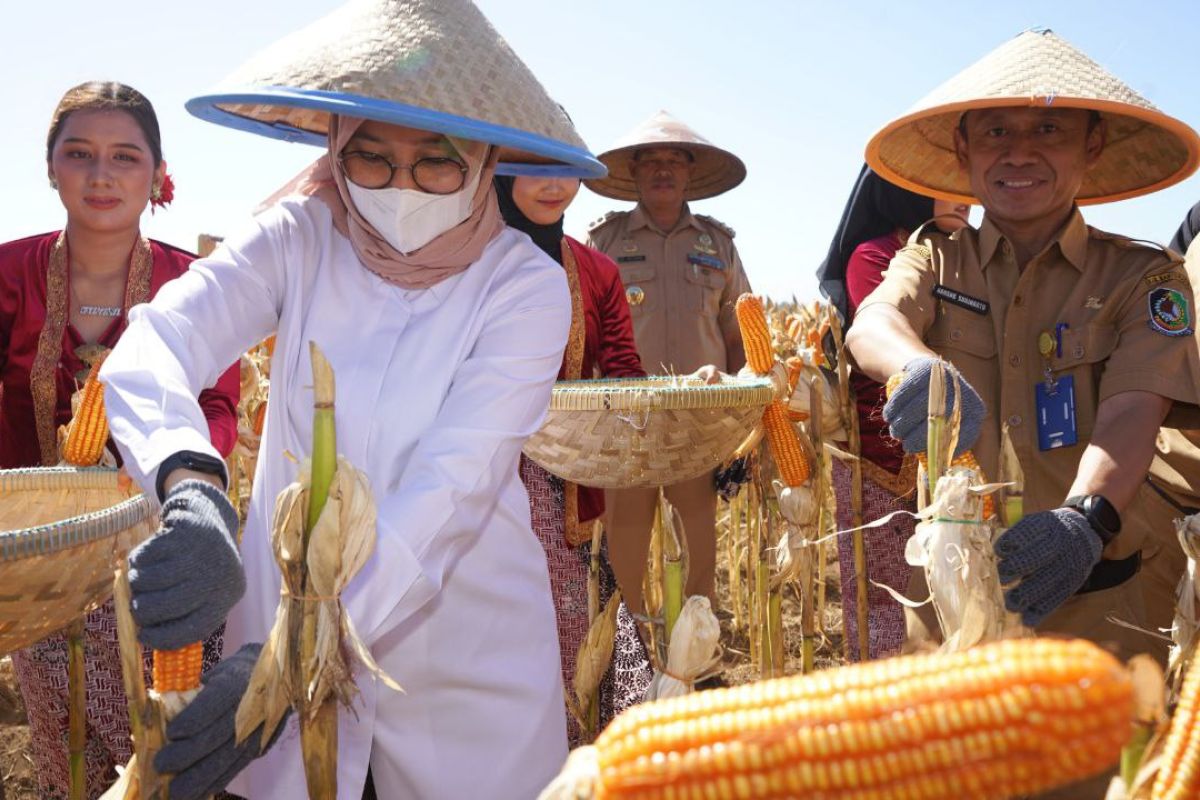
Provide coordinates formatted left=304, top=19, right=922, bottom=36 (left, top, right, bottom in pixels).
left=772, top=481, right=819, bottom=586
left=540, top=637, right=1134, bottom=800
left=569, top=591, right=622, bottom=733
left=786, top=349, right=844, bottom=440
left=643, top=595, right=721, bottom=701
left=903, top=468, right=1026, bottom=652
left=235, top=455, right=401, bottom=747
left=1168, top=514, right=1200, bottom=691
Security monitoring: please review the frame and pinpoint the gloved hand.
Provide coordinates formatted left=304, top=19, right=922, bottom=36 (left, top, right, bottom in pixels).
left=994, top=508, right=1104, bottom=626
left=155, top=643, right=288, bottom=800
left=128, top=478, right=245, bottom=650
left=882, top=357, right=984, bottom=456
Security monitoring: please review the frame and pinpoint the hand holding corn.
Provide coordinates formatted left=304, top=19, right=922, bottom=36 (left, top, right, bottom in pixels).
left=995, top=508, right=1103, bottom=626
left=128, top=478, right=245, bottom=650
left=884, top=357, right=984, bottom=456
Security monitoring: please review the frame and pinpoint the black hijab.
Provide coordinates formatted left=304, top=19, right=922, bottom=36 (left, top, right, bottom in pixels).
left=494, top=175, right=565, bottom=265
left=1169, top=197, right=1200, bottom=256
left=816, top=164, right=935, bottom=322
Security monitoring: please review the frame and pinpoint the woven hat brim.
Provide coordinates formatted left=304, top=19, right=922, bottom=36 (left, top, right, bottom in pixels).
left=188, top=88, right=607, bottom=179
left=867, top=97, right=1200, bottom=206
left=584, top=142, right=746, bottom=201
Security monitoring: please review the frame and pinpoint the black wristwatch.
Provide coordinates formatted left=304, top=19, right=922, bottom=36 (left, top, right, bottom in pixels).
left=1064, top=494, right=1121, bottom=546
left=156, top=450, right=228, bottom=502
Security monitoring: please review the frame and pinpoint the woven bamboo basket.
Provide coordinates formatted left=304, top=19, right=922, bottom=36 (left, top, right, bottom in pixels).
left=524, top=376, right=775, bottom=489
left=0, top=467, right=155, bottom=655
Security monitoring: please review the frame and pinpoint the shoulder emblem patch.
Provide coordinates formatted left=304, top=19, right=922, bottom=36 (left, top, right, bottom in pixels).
left=587, top=211, right=620, bottom=232
left=1148, top=286, right=1193, bottom=337
left=1144, top=269, right=1188, bottom=287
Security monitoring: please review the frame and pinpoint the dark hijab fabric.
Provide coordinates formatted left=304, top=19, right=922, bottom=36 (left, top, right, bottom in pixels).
left=494, top=175, right=565, bottom=265
left=816, top=164, right=935, bottom=321
left=1169, top=197, right=1200, bottom=256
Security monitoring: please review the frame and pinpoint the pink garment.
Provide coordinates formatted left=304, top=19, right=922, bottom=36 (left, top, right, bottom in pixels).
left=265, top=115, right=504, bottom=289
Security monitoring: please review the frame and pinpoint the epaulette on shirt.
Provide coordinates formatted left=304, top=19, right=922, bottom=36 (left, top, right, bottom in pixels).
left=1090, top=227, right=1184, bottom=264
left=587, top=211, right=621, bottom=233
left=695, top=214, right=735, bottom=239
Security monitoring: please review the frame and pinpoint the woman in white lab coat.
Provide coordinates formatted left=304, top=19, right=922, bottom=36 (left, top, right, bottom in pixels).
left=99, top=1, right=606, bottom=797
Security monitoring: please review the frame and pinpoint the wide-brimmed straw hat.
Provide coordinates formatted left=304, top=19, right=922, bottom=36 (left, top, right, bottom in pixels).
left=186, top=0, right=604, bottom=178
left=866, top=29, right=1200, bottom=205
left=585, top=111, right=746, bottom=201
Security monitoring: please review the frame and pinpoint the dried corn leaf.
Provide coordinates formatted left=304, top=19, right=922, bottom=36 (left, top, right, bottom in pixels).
left=572, top=592, right=622, bottom=724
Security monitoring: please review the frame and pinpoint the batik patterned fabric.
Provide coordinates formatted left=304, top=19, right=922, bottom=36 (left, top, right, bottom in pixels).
left=832, top=459, right=914, bottom=661
left=11, top=600, right=223, bottom=799
left=520, top=455, right=652, bottom=747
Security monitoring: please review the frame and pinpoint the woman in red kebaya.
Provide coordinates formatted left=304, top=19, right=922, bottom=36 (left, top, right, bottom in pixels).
left=495, top=174, right=654, bottom=746
left=0, top=81, right=239, bottom=798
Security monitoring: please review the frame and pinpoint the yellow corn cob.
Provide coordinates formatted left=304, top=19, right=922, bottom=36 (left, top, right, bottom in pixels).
left=1153, top=656, right=1200, bottom=799
left=735, top=294, right=812, bottom=487
left=62, top=358, right=109, bottom=466
left=764, top=401, right=810, bottom=487
left=152, top=641, right=204, bottom=694
left=735, top=294, right=775, bottom=375
left=581, top=637, right=1131, bottom=800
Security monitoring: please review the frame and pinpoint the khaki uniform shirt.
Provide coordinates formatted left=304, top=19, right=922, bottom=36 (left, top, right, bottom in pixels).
left=586, top=204, right=751, bottom=374
left=862, top=209, right=1200, bottom=559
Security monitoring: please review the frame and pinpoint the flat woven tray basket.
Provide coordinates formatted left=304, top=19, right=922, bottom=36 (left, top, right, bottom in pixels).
left=524, top=376, right=774, bottom=489
left=0, top=467, right=155, bottom=655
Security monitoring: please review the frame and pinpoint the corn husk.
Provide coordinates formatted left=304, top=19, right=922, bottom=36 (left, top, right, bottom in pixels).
left=643, top=595, right=721, bottom=701
left=566, top=591, right=622, bottom=736
left=1168, top=513, right=1200, bottom=693
left=785, top=348, right=844, bottom=440
left=234, top=455, right=401, bottom=747
left=904, top=468, right=1026, bottom=652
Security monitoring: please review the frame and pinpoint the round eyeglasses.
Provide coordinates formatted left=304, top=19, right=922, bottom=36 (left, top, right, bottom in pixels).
left=339, top=150, right=469, bottom=194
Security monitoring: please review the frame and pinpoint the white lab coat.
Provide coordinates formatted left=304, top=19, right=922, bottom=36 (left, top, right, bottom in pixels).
left=102, top=196, right=570, bottom=799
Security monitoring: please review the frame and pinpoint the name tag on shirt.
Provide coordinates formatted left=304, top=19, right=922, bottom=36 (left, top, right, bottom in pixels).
left=617, top=255, right=646, bottom=263
left=687, top=252, right=725, bottom=271
left=933, top=284, right=990, bottom=315
left=1035, top=376, right=1078, bottom=451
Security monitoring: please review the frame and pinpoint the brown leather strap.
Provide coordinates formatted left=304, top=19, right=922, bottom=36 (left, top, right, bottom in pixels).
left=560, top=239, right=589, bottom=546
left=31, top=234, right=153, bottom=465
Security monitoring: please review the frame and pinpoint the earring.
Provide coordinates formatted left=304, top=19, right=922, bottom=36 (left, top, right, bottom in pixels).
left=49, top=179, right=58, bottom=190
left=151, top=184, right=161, bottom=202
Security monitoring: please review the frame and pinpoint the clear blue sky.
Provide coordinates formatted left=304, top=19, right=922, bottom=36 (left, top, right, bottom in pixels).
left=3, top=1, right=1198, bottom=301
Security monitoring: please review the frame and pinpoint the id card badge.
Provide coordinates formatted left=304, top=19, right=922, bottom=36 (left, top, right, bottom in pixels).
left=1035, top=375, right=1078, bottom=451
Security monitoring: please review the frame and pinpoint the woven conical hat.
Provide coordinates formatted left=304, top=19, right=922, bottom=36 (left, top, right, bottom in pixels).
left=866, top=29, right=1200, bottom=205
left=185, top=0, right=604, bottom=178
left=585, top=111, right=746, bottom=201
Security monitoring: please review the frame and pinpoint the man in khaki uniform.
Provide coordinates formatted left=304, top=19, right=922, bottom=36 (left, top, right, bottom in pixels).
left=585, top=110, right=751, bottom=614
left=848, top=30, right=1200, bottom=668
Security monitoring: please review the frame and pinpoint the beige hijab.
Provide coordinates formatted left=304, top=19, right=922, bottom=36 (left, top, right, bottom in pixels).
left=269, top=115, right=505, bottom=289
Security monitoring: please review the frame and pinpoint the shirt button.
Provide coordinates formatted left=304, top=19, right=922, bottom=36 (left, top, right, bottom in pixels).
left=1073, top=345, right=1085, bottom=359
left=1008, top=414, right=1022, bottom=427
left=1013, top=294, right=1024, bottom=307
left=950, top=328, right=963, bottom=341
left=1008, top=354, right=1021, bottom=367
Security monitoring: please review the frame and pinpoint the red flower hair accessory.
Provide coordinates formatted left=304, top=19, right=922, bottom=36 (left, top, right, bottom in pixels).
left=151, top=163, right=175, bottom=213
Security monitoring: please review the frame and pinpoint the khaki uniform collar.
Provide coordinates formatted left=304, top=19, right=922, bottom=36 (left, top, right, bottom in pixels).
left=630, top=203, right=703, bottom=236
left=978, top=208, right=1088, bottom=272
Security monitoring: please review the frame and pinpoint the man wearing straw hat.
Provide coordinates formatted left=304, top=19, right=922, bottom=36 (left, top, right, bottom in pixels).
left=584, top=110, right=751, bottom=616
left=848, top=28, right=1200, bottom=684
left=98, top=0, right=608, bottom=798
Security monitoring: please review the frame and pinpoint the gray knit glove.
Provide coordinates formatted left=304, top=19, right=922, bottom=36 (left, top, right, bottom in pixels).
left=882, top=357, right=985, bottom=456
left=128, top=479, right=245, bottom=650
left=155, top=643, right=288, bottom=800
left=995, top=508, right=1103, bottom=626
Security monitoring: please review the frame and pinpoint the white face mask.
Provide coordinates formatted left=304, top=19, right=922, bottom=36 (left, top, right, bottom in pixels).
left=346, top=166, right=482, bottom=255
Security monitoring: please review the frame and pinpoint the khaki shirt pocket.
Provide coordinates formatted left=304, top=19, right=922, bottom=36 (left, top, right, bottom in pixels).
left=683, top=263, right=726, bottom=315
left=1050, top=322, right=1118, bottom=441
left=926, top=313, right=997, bottom=361
left=619, top=264, right=659, bottom=316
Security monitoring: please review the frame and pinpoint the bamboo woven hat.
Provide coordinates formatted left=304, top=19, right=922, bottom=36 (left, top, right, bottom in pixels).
left=585, top=110, right=746, bottom=201
left=185, top=0, right=604, bottom=178
left=866, top=29, right=1200, bottom=205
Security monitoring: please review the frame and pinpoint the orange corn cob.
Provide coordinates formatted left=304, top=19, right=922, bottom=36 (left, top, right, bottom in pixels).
left=152, top=642, right=204, bottom=694
left=735, top=294, right=775, bottom=375
left=736, top=294, right=812, bottom=486
left=585, top=638, right=1131, bottom=800
left=63, top=358, right=109, bottom=466
left=1153, top=656, right=1200, bottom=799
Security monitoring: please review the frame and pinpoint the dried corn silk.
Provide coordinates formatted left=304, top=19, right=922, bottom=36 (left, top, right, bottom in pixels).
left=643, top=596, right=721, bottom=701
left=905, top=467, right=1024, bottom=652
left=235, top=456, right=401, bottom=747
